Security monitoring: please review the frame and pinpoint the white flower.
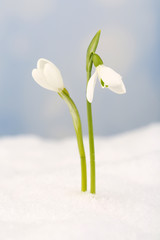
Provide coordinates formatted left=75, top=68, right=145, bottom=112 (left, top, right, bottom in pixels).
left=32, top=58, right=64, bottom=92
left=87, top=65, right=126, bottom=103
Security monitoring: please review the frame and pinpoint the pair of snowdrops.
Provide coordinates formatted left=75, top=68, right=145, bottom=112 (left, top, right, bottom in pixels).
left=32, top=58, right=126, bottom=101
left=32, top=55, right=126, bottom=193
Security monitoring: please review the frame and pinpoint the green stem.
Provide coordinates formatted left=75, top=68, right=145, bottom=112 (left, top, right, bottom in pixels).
left=59, top=90, right=87, bottom=192
left=86, top=30, right=101, bottom=194
left=87, top=71, right=95, bottom=194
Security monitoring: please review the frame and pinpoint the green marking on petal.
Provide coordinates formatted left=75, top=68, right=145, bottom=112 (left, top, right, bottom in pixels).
left=105, top=85, right=109, bottom=88
left=100, top=79, right=105, bottom=87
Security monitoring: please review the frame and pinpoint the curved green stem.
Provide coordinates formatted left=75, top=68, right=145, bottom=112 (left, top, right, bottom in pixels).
left=59, top=89, right=87, bottom=192
left=87, top=71, right=95, bottom=194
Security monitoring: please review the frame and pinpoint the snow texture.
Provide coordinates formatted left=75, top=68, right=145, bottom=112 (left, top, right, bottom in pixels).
left=0, top=124, right=160, bottom=239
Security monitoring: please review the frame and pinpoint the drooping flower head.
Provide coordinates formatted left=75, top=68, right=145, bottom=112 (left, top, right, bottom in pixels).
left=86, top=54, right=126, bottom=103
left=32, top=58, right=64, bottom=92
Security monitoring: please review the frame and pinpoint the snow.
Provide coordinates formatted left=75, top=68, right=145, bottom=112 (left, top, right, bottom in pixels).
left=0, top=123, right=160, bottom=240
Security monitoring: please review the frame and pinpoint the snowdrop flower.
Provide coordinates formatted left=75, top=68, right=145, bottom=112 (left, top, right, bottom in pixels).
left=32, top=58, right=64, bottom=92
left=32, top=58, right=87, bottom=192
left=87, top=54, right=126, bottom=103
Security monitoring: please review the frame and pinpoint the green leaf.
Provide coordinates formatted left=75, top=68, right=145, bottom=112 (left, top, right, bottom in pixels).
left=86, top=30, right=101, bottom=72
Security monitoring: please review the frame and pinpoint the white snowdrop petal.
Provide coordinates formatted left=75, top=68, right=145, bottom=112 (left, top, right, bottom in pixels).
left=109, top=81, right=126, bottom=94
left=97, top=65, right=121, bottom=85
left=86, top=71, right=98, bottom=103
left=32, top=69, right=51, bottom=90
left=97, top=65, right=126, bottom=94
left=37, top=58, right=49, bottom=70
left=43, top=63, right=64, bottom=92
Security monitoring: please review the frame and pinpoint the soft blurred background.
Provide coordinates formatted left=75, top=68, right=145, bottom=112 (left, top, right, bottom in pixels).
left=0, top=0, right=159, bottom=138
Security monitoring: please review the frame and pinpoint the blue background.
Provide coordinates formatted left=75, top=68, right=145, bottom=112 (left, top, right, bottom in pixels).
left=0, top=0, right=159, bottom=138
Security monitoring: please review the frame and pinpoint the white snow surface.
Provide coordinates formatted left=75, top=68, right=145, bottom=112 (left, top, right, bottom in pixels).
left=0, top=123, right=160, bottom=240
